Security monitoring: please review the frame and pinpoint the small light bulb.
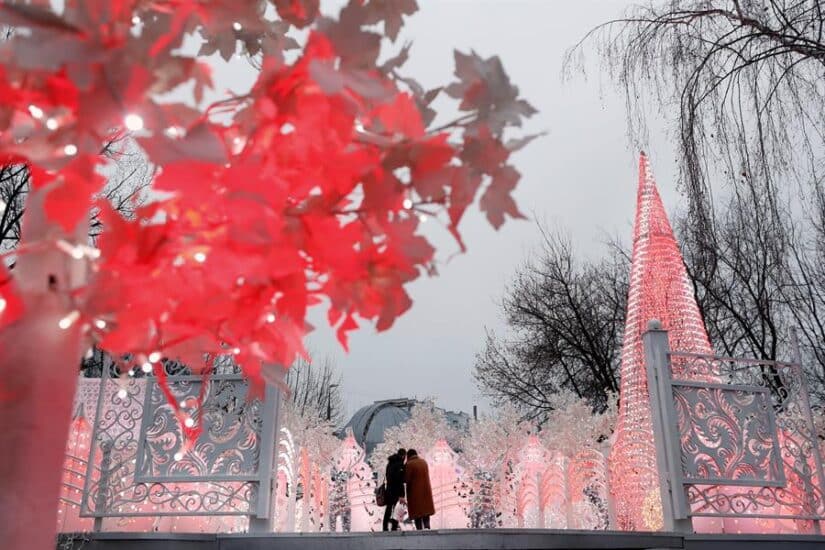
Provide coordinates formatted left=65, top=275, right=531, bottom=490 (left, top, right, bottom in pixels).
left=419, top=213, right=427, bottom=223
left=266, top=313, right=276, bottom=323
left=164, top=126, right=183, bottom=138
left=232, top=22, right=242, bottom=31
left=193, top=251, right=207, bottom=263
left=28, top=105, right=44, bottom=119
left=184, top=417, right=195, bottom=428
left=280, top=122, right=295, bottom=135
left=131, top=15, right=141, bottom=25
left=46, top=118, right=58, bottom=130
left=58, top=310, right=80, bottom=330
left=128, top=369, right=136, bottom=377
left=179, top=401, right=188, bottom=409
left=173, top=452, right=183, bottom=461
left=232, top=347, right=241, bottom=355
left=236, top=276, right=245, bottom=285
left=141, top=362, right=153, bottom=373
left=148, top=351, right=162, bottom=363
left=94, top=318, right=107, bottom=329
left=402, top=198, right=413, bottom=209
left=124, top=113, right=144, bottom=132
left=117, top=389, right=128, bottom=399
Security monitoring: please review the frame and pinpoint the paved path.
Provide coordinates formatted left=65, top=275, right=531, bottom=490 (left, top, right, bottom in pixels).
left=57, top=529, right=825, bottom=550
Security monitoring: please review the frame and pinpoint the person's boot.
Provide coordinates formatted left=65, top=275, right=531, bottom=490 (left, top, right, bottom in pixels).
left=391, top=519, right=399, bottom=531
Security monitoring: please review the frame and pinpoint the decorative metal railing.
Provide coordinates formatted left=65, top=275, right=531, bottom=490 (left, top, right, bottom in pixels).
left=643, top=323, right=825, bottom=533
left=66, top=363, right=279, bottom=531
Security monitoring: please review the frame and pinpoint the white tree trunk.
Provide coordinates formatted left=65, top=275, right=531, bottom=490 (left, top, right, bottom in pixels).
left=0, top=188, right=88, bottom=550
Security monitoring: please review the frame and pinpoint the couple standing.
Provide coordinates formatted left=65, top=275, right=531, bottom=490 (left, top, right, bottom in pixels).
left=383, top=448, right=434, bottom=531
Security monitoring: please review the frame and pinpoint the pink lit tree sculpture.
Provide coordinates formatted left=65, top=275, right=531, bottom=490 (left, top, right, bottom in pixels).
left=609, top=153, right=715, bottom=531
left=0, top=2, right=535, bottom=548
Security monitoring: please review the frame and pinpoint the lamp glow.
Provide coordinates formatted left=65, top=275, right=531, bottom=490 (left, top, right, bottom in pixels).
left=124, top=113, right=144, bottom=131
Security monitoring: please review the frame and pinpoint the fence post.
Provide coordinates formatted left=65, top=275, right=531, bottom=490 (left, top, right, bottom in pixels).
left=248, top=379, right=282, bottom=533
left=93, top=441, right=113, bottom=532
left=642, top=319, right=691, bottom=533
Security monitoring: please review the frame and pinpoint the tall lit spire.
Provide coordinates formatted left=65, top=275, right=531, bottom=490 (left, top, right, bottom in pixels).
left=609, top=153, right=713, bottom=530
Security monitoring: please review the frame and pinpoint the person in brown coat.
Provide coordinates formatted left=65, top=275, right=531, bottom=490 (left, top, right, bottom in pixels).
left=403, top=449, right=435, bottom=530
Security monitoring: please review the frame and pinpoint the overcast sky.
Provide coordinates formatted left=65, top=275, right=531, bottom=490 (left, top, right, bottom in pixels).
left=208, top=0, right=682, bottom=419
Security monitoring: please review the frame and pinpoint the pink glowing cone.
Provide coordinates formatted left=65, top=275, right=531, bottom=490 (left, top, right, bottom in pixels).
left=609, top=153, right=714, bottom=531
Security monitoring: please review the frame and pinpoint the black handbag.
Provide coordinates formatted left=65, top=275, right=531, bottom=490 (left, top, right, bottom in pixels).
left=375, top=479, right=387, bottom=507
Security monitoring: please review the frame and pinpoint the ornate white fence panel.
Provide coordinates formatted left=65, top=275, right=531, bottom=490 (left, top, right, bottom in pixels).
left=644, top=324, right=825, bottom=534
left=75, top=364, right=279, bottom=530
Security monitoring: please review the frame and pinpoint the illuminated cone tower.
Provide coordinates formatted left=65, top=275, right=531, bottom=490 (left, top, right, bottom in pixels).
left=609, top=153, right=713, bottom=530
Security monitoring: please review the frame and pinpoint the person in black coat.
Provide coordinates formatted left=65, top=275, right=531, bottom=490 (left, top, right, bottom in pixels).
left=382, top=448, right=407, bottom=531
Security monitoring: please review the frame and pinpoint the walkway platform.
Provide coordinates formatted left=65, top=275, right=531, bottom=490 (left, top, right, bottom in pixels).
left=57, top=529, right=825, bottom=550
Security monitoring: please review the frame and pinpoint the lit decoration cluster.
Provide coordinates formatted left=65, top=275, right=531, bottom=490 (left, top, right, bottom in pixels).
left=608, top=153, right=716, bottom=530
left=55, top=405, right=94, bottom=533
left=57, top=386, right=615, bottom=533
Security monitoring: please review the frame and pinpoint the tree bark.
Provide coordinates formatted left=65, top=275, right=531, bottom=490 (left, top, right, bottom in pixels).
left=0, top=187, right=87, bottom=550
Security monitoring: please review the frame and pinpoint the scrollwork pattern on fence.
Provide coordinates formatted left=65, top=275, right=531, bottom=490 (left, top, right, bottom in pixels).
left=137, top=376, right=261, bottom=480
left=673, top=385, right=781, bottom=484
left=80, top=368, right=266, bottom=518
left=668, top=353, right=825, bottom=520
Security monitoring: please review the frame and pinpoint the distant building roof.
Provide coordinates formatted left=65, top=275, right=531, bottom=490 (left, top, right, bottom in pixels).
left=339, top=398, right=470, bottom=455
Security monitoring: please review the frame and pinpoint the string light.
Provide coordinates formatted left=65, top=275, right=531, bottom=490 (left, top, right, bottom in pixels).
left=58, top=310, right=80, bottom=329
left=266, top=313, right=276, bottom=323
left=28, top=105, right=44, bottom=119
left=610, top=154, right=717, bottom=530
left=402, top=198, right=413, bottom=209
left=45, top=118, right=58, bottom=130
left=173, top=452, right=183, bottom=461
left=232, top=22, right=243, bottom=31
left=117, top=389, right=128, bottom=399
left=141, top=362, right=153, bottom=373
left=232, top=347, right=241, bottom=355
left=63, top=144, right=77, bottom=156
left=0, top=296, right=6, bottom=313
left=184, top=417, right=195, bottom=428
left=164, top=126, right=184, bottom=138
left=148, top=351, right=162, bottom=363
left=418, top=213, right=427, bottom=223
left=93, top=318, right=106, bottom=329
left=193, top=251, right=207, bottom=263
left=131, top=15, right=141, bottom=25
left=281, top=122, right=295, bottom=135
left=124, top=113, right=144, bottom=132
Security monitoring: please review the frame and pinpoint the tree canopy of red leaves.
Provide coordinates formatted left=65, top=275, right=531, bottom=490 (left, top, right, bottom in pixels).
left=0, top=0, right=536, bottom=435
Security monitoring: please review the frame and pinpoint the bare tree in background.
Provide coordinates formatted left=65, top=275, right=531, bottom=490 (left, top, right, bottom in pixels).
left=480, top=191, right=825, bottom=421
left=676, top=173, right=791, bottom=362
left=568, top=0, right=825, bottom=238
left=1, top=137, right=152, bottom=254
left=481, top=2, right=825, bottom=419
left=474, top=226, right=627, bottom=422
left=285, top=355, right=344, bottom=425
